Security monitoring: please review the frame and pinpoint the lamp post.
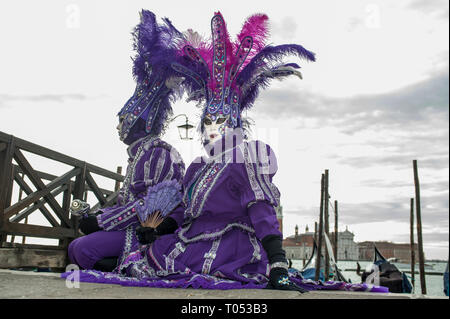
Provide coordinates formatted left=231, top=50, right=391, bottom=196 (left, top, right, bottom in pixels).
left=169, top=114, right=194, bottom=140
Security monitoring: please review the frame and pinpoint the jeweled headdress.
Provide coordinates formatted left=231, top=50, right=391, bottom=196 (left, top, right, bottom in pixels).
left=118, top=10, right=185, bottom=143
left=171, top=12, right=316, bottom=130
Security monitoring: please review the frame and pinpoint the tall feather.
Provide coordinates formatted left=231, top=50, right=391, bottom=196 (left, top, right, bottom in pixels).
left=236, top=44, right=316, bottom=88
left=235, top=13, right=269, bottom=68
left=240, top=64, right=304, bottom=110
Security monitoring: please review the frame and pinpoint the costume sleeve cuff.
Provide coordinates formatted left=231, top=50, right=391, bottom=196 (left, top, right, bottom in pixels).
left=96, top=201, right=140, bottom=231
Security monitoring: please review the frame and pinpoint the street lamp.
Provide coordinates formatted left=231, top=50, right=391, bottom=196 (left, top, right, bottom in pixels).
left=170, top=114, right=194, bottom=140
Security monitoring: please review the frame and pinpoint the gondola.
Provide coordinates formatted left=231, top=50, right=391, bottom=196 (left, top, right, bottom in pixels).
left=360, top=244, right=412, bottom=293
left=298, top=233, right=348, bottom=282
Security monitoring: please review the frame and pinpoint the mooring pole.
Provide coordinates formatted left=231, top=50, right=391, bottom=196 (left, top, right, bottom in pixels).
left=334, top=200, right=338, bottom=262
left=314, top=222, right=318, bottom=245
left=410, top=197, right=415, bottom=292
left=315, top=173, right=325, bottom=281
left=413, top=160, right=426, bottom=294
left=324, top=169, right=330, bottom=281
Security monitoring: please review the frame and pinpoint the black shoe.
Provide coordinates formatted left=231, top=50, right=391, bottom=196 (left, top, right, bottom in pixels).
left=93, top=257, right=118, bottom=272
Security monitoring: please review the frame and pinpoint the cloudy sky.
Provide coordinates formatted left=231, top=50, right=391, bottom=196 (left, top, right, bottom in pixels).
left=0, top=0, right=448, bottom=259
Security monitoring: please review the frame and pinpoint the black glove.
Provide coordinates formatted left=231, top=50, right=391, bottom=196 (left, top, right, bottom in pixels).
left=79, top=215, right=102, bottom=235
left=262, top=234, right=308, bottom=293
left=266, top=267, right=308, bottom=293
left=136, top=217, right=178, bottom=245
left=155, top=216, right=178, bottom=235
left=136, top=226, right=158, bottom=245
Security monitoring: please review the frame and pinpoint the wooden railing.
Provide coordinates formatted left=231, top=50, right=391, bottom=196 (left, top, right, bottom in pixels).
left=0, top=131, right=124, bottom=269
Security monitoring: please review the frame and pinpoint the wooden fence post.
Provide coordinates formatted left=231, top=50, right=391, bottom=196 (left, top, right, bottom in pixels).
left=334, top=200, right=338, bottom=262
left=0, top=135, right=15, bottom=247
left=314, top=222, right=318, bottom=245
left=115, top=166, right=122, bottom=192
left=11, top=172, right=26, bottom=244
left=72, top=162, right=87, bottom=238
left=413, top=160, right=426, bottom=294
left=315, top=173, right=325, bottom=281
left=410, top=197, right=415, bottom=291
left=324, top=169, right=330, bottom=281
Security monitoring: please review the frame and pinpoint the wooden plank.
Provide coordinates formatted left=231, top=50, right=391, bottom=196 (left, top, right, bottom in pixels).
left=13, top=149, right=71, bottom=227
left=9, top=184, right=67, bottom=224
left=86, top=163, right=124, bottom=182
left=73, top=162, right=87, bottom=200
left=4, top=167, right=80, bottom=220
left=85, top=171, right=106, bottom=205
left=90, top=190, right=119, bottom=211
left=59, top=183, right=72, bottom=249
left=11, top=170, right=61, bottom=227
left=13, top=165, right=114, bottom=195
left=0, top=248, right=67, bottom=268
left=114, top=166, right=123, bottom=191
left=0, top=134, right=15, bottom=246
left=3, top=222, right=76, bottom=239
left=0, top=131, right=123, bottom=181
left=2, top=242, right=65, bottom=251
left=13, top=164, right=57, bottom=182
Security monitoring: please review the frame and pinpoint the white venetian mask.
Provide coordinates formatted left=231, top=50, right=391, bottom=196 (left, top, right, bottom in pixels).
left=202, top=114, right=233, bottom=145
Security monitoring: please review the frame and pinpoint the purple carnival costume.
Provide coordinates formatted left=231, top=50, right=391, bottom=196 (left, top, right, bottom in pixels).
left=67, top=10, right=185, bottom=272
left=62, top=11, right=388, bottom=294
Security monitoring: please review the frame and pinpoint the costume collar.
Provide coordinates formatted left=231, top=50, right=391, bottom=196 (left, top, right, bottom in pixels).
left=126, top=134, right=157, bottom=158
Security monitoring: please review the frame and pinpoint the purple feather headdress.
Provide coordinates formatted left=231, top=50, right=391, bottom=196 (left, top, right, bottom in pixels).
left=171, top=11, right=316, bottom=130
left=118, top=10, right=185, bottom=143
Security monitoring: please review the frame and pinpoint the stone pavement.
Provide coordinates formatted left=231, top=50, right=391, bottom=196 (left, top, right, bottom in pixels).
left=0, top=269, right=444, bottom=299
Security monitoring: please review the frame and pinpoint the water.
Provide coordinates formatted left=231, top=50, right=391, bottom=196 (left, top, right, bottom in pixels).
left=291, top=259, right=448, bottom=297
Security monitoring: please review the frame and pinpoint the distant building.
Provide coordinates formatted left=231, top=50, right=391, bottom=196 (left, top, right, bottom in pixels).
left=283, top=225, right=314, bottom=261
left=358, top=241, right=421, bottom=263
left=330, top=227, right=359, bottom=261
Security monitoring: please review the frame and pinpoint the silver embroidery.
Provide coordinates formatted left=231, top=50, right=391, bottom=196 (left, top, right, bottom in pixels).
left=194, top=159, right=231, bottom=218
left=240, top=143, right=264, bottom=201
left=236, top=268, right=267, bottom=284
left=143, top=149, right=155, bottom=181
left=248, top=233, right=261, bottom=263
left=165, top=241, right=185, bottom=273
left=254, top=142, right=276, bottom=204
left=166, top=161, right=174, bottom=181
left=246, top=201, right=257, bottom=209
left=153, top=150, right=167, bottom=183
left=270, top=261, right=289, bottom=271
left=202, top=237, right=221, bottom=274
left=122, top=135, right=156, bottom=202
left=116, top=226, right=135, bottom=272
left=178, top=222, right=255, bottom=244
left=148, top=243, right=164, bottom=271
